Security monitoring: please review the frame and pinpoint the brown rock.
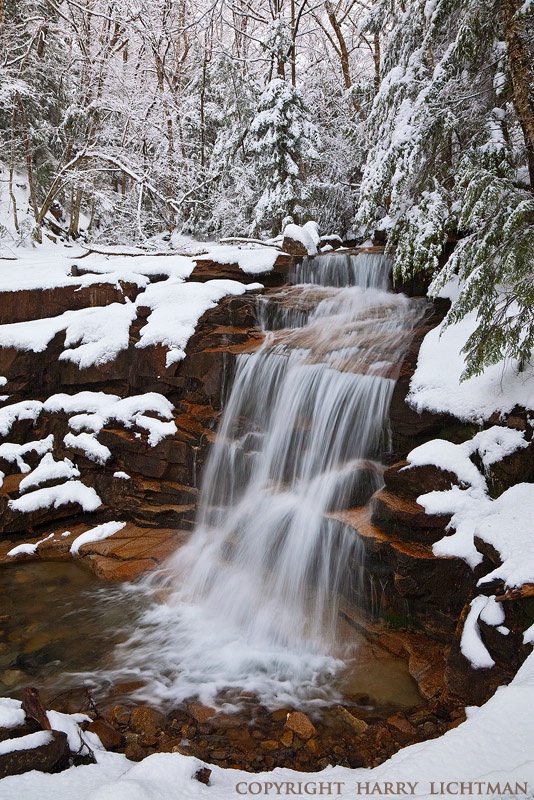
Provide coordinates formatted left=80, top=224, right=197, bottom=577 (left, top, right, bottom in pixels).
left=88, top=719, right=123, bottom=750
left=188, top=704, right=216, bottom=724
left=108, top=705, right=131, bottom=727
left=0, top=730, right=69, bottom=778
left=281, top=236, right=308, bottom=256
left=194, top=767, right=212, bottom=785
left=261, top=739, right=280, bottom=751
left=387, top=714, right=417, bottom=735
left=335, top=707, right=369, bottom=735
left=279, top=730, right=294, bottom=747
left=305, top=738, right=321, bottom=755
left=129, top=707, right=167, bottom=746
left=284, top=711, right=316, bottom=740
left=124, top=742, right=147, bottom=762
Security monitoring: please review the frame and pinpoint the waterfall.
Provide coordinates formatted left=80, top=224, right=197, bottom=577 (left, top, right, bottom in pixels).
left=113, top=253, right=426, bottom=709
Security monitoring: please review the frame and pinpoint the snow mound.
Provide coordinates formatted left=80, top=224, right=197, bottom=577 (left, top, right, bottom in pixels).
left=408, top=311, right=534, bottom=421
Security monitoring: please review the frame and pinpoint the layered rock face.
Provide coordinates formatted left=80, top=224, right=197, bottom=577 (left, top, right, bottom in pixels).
left=0, top=269, right=266, bottom=579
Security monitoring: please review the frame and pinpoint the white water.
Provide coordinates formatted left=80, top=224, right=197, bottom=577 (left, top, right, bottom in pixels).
left=108, top=253, right=426, bottom=709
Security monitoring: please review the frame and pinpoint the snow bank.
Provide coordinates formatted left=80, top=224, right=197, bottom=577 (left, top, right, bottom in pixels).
left=0, top=731, right=54, bottom=755
left=44, top=391, right=176, bottom=444
left=0, top=436, right=54, bottom=473
left=0, top=698, right=26, bottom=728
left=59, top=303, right=138, bottom=369
left=64, top=432, right=112, bottom=464
left=408, top=311, right=534, bottom=421
left=18, top=453, right=80, bottom=493
left=0, top=400, right=43, bottom=436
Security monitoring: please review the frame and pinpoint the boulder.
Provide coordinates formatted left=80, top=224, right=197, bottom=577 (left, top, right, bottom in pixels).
left=0, top=730, right=69, bottom=778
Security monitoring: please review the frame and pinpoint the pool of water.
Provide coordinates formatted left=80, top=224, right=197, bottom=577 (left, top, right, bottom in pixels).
left=0, top=561, right=420, bottom=714
left=0, top=561, right=145, bottom=706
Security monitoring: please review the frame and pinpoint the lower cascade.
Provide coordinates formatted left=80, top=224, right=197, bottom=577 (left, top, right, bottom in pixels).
left=109, top=253, right=426, bottom=708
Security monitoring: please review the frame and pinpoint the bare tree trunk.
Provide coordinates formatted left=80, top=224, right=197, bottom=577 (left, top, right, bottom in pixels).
left=69, top=185, right=83, bottom=238
left=373, top=32, right=380, bottom=95
left=501, top=0, right=534, bottom=187
left=14, top=92, right=41, bottom=241
left=290, top=0, right=296, bottom=86
left=9, top=105, right=20, bottom=233
left=324, top=1, right=364, bottom=113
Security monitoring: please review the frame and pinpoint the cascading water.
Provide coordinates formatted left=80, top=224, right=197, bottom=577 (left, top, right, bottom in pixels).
left=109, top=252, right=426, bottom=709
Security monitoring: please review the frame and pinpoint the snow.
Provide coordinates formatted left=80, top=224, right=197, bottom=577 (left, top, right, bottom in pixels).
left=136, top=279, right=263, bottom=366
left=0, top=436, right=55, bottom=473
left=475, top=483, right=534, bottom=589
left=113, top=471, right=130, bottom=479
left=404, top=438, right=486, bottom=490
left=283, top=223, right=318, bottom=256
left=303, top=220, right=320, bottom=246
left=8, top=481, right=102, bottom=514
left=195, top=244, right=280, bottom=275
left=0, top=400, right=43, bottom=436
left=18, top=453, right=80, bottom=493
left=460, top=596, right=495, bottom=669
left=0, top=698, right=26, bottom=728
left=59, top=302, right=138, bottom=369
left=408, top=311, right=534, bottom=422
left=405, top=426, right=528, bottom=489
left=70, top=520, right=127, bottom=555
left=7, top=532, right=54, bottom=558
left=0, top=238, right=191, bottom=293
left=64, top=432, right=112, bottom=464
left=42, top=391, right=177, bottom=445
left=0, top=731, right=54, bottom=756
left=0, top=243, right=264, bottom=370
left=408, top=425, right=534, bottom=671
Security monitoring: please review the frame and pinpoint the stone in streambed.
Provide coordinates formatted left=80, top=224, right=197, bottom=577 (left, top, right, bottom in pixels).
left=284, top=711, right=316, bottom=740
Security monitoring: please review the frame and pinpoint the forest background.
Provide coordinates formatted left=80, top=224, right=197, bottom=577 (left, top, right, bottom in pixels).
left=1, top=0, right=533, bottom=378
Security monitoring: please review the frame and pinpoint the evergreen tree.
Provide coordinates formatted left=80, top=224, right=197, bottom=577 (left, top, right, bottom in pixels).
left=357, top=0, right=534, bottom=377
left=248, top=77, right=320, bottom=234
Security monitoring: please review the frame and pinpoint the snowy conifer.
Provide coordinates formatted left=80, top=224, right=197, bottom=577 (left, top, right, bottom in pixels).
left=248, top=78, right=320, bottom=234
left=357, top=0, right=534, bottom=377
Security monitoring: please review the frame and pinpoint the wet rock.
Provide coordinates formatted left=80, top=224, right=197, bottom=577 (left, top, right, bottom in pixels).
left=334, top=707, right=369, bottom=735
left=108, top=705, right=131, bottom=727
left=371, top=489, right=451, bottom=542
left=279, top=730, right=293, bottom=747
left=188, top=704, right=217, bottom=724
left=124, top=741, right=147, bottom=762
left=129, top=707, right=167, bottom=746
left=387, top=713, right=417, bottom=736
left=88, top=719, right=123, bottom=750
left=383, top=460, right=460, bottom=499
left=0, top=730, right=69, bottom=778
left=284, top=711, right=316, bottom=740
